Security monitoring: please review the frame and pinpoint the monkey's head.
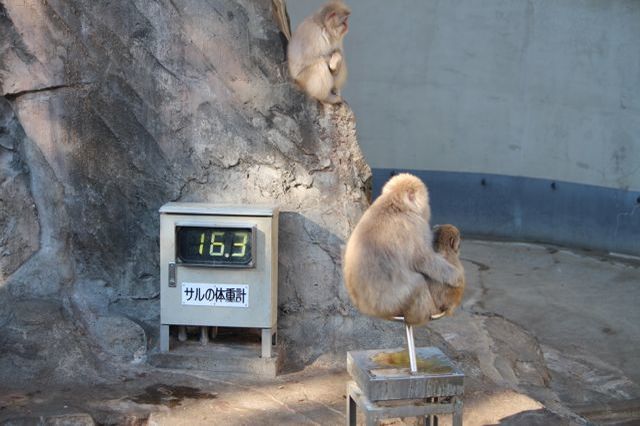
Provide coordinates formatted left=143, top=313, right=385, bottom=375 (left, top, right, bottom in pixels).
left=381, top=173, right=430, bottom=218
left=433, top=224, right=461, bottom=254
left=321, top=1, right=351, bottom=40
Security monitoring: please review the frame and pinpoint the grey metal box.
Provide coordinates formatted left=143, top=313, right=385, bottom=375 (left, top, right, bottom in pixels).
left=159, top=203, right=279, bottom=332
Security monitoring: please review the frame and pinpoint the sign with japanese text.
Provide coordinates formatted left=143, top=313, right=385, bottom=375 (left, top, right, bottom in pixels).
left=181, top=283, right=249, bottom=308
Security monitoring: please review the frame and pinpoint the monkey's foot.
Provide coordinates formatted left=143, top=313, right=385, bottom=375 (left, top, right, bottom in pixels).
left=322, top=93, right=343, bottom=104
left=322, top=89, right=342, bottom=105
left=430, top=311, right=447, bottom=320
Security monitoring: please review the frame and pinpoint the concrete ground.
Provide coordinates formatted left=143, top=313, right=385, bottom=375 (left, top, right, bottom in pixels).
left=1, top=240, right=639, bottom=425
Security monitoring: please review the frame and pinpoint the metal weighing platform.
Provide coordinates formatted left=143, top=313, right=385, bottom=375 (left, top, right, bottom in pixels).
left=346, top=346, right=464, bottom=426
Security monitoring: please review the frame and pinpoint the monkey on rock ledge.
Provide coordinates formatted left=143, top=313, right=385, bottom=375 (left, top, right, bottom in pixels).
left=288, top=1, right=350, bottom=104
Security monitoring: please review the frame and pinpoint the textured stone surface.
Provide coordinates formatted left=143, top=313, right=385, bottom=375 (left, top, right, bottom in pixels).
left=0, top=99, right=39, bottom=284
left=0, top=0, right=371, bottom=384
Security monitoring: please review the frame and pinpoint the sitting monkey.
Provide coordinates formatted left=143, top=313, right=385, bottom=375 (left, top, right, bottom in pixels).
left=343, top=173, right=463, bottom=325
left=287, top=1, right=350, bottom=104
left=429, top=224, right=465, bottom=319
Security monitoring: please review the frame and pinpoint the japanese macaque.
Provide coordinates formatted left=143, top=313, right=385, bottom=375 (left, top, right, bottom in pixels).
left=343, top=173, right=464, bottom=326
left=429, top=224, right=465, bottom=318
left=287, top=1, right=350, bottom=104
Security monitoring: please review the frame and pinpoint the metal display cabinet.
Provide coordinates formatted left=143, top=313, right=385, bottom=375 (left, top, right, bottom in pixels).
left=159, top=203, right=279, bottom=358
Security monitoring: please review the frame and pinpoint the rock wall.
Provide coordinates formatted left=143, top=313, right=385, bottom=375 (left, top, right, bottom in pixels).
left=0, top=0, right=375, bottom=384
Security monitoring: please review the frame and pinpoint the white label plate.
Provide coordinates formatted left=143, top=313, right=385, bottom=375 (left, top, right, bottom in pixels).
left=181, top=283, right=249, bottom=307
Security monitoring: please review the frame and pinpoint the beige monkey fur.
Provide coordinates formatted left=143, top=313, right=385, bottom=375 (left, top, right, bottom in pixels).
left=343, top=174, right=464, bottom=325
left=430, top=224, right=466, bottom=317
left=287, top=1, right=350, bottom=104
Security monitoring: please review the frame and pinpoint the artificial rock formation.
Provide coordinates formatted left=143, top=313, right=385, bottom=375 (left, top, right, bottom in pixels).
left=0, top=0, right=374, bottom=385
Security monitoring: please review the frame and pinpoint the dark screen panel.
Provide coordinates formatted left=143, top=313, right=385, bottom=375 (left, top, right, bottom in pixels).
left=177, top=227, right=253, bottom=266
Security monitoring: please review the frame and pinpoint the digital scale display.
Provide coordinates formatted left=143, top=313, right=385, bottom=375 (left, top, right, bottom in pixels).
left=176, top=226, right=254, bottom=267
left=160, top=203, right=279, bottom=358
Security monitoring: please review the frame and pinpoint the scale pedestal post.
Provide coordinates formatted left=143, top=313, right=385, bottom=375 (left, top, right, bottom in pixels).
left=346, top=317, right=464, bottom=425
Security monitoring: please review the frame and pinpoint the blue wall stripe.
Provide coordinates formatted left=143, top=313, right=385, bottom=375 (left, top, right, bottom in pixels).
left=372, top=169, right=640, bottom=257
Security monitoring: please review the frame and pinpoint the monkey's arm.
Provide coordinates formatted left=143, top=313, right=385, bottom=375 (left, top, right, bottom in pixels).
left=328, top=50, right=342, bottom=72
left=294, top=58, right=330, bottom=78
left=415, top=252, right=463, bottom=287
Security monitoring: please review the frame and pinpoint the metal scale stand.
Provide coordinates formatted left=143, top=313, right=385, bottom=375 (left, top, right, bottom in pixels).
left=346, top=317, right=464, bottom=426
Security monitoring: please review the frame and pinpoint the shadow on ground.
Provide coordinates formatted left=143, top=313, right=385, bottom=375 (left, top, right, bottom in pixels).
left=1, top=240, right=639, bottom=425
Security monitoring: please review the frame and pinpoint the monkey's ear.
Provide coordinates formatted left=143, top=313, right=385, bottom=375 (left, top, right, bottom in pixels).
left=406, top=188, right=416, bottom=203
left=449, top=235, right=458, bottom=251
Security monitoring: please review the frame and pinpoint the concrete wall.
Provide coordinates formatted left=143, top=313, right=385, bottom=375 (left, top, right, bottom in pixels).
left=287, top=0, right=640, bottom=192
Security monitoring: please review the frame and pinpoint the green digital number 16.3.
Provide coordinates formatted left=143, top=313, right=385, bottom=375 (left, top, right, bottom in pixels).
left=198, top=231, right=248, bottom=257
